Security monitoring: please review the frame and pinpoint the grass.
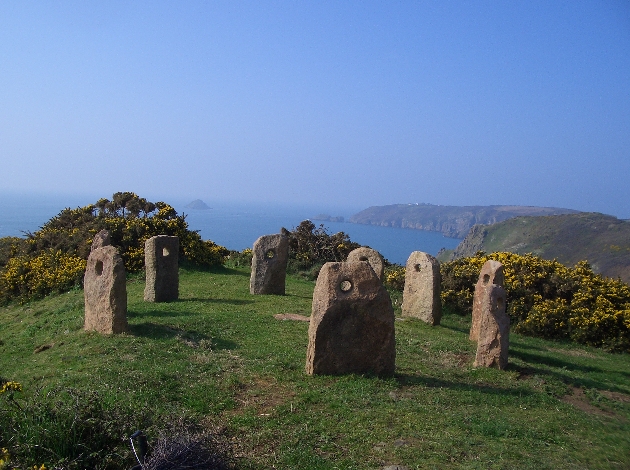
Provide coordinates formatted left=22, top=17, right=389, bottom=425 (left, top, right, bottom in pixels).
left=1, top=265, right=629, bottom=469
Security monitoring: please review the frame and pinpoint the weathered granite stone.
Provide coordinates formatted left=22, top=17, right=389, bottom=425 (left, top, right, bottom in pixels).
left=250, top=233, right=289, bottom=295
left=144, top=235, right=179, bottom=302
left=346, top=246, right=385, bottom=279
left=306, top=261, right=395, bottom=376
left=401, top=251, right=442, bottom=325
left=84, top=245, right=127, bottom=334
left=91, top=229, right=111, bottom=251
left=470, top=260, right=505, bottom=341
left=473, top=284, right=509, bottom=369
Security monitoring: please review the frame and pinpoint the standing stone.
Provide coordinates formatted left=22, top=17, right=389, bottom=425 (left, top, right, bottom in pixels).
left=401, top=251, right=442, bottom=325
left=250, top=233, right=289, bottom=295
left=84, top=245, right=127, bottom=334
left=144, top=235, right=179, bottom=302
left=91, top=229, right=112, bottom=251
left=473, top=284, right=509, bottom=369
left=470, top=260, right=505, bottom=341
left=306, top=261, right=395, bottom=376
left=346, top=247, right=385, bottom=279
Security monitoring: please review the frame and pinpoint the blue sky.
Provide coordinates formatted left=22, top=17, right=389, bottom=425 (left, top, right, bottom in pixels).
left=1, top=1, right=629, bottom=217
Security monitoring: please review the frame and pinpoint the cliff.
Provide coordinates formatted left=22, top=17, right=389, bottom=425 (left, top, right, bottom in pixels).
left=349, top=203, right=579, bottom=238
left=448, top=213, right=630, bottom=283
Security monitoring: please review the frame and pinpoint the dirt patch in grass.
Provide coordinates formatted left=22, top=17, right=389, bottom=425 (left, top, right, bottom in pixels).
left=231, top=376, right=296, bottom=416
left=562, top=387, right=618, bottom=418
left=599, top=390, right=630, bottom=403
left=439, top=351, right=472, bottom=368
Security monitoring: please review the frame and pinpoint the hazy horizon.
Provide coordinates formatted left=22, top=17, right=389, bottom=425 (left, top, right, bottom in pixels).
left=2, top=2, right=629, bottom=217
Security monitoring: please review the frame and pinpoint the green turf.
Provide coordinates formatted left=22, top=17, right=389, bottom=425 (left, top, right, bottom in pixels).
left=1, top=266, right=629, bottom=469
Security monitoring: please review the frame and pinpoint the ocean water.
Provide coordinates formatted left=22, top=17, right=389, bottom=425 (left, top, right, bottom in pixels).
left=176, top=202, right=461, bottom=264
left=0, top=193, right=461, bottom=265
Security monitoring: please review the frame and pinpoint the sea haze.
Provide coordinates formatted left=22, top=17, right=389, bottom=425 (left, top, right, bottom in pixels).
left=0, top=193, right=461, bottom=265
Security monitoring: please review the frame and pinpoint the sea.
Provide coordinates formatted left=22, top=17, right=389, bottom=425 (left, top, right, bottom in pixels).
left=0, top=192, right=461, bottom=265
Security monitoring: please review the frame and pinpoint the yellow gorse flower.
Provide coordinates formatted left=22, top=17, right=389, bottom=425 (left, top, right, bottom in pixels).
left=441, top=252, right=630, bottom=351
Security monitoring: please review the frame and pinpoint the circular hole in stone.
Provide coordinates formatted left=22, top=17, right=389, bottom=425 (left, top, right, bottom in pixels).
left=414, top=264, right=422, bottom=272
left=483, top=274, right=490, bottom=285
left=359, top=256, right=369, bottom=262
left=340, top=280, right=352, bottom=292
left=163, top=247, right=170, bottom=257
left=265, top=249, right=275, bottom=259
left=95, top=260, right=103, bottom=276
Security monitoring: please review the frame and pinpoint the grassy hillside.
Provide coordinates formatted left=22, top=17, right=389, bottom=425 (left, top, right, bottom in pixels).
left=446, top=213, right=630, bottom=283
left=349, top=204, right=578, bottom=238
left=1, top=267, right=629, bottom=469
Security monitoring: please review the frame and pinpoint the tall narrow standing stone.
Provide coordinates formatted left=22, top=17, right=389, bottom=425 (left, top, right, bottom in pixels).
left=346, top=246, right=385, bottom=279
left=306, top=261, right=395, bottom=376
left=473, top=283, right=509, bottom=369
left=470, top=260, right=505, bottom=341
left=250, top=233, right=289, bottom=295
left=84, top=245, right=128, bottom=334
left=401, top=251, right=442, bottom=325
left=144, top=235, right=179, bottom=302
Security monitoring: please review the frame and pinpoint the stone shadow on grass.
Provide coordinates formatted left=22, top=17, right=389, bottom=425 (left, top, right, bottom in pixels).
left=128, top=322, right=237, bottom=350
left=182, top=298, right=255, bottom=305
left=395, top=373, right=536, bottom=398
left=509, top=349, right=630, bottom=392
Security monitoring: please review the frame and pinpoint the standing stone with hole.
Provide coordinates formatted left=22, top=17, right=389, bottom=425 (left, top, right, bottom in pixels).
left=144, top=235, right=179, bottom=302
left=346, top=246, right=385, bottom=279
left=470, top=260, right=505, bottom=341
left=306, top=261, right=396, bottom=376
left=84, top=232, right=128, bottom=334
left=250, top=233, right=289, bottom=295
left=401, top=251, right=442, bottom=325
left=471, top=260, right=509, bottom=369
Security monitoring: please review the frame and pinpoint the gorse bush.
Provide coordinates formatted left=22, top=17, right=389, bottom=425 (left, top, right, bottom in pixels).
left=1, top=250, right=86, bottom=301
left=0, top=192, right=229, bottom=303
left=441, top=252, right=630, bottom=352
left=287, top=220, right=361, bottom=266
left=285, top=220, right=361, bottom=278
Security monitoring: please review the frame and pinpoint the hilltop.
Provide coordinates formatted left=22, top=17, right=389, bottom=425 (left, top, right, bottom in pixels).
left=444, top=212, right=630, bottom=283
left=349, top=203, right=579, bottom=238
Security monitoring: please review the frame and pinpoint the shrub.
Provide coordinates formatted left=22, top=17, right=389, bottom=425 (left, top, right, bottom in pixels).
left=383, top=264, right=406, bottom=292
left=441, top=252, right=630, bottom=352
left=0, top=250, right=86, bottom=303
left=0, top=193, right=228, bottom=303
left=286, top=220, right=361, bottom=275
left=224, top=248, right=253, bottom=268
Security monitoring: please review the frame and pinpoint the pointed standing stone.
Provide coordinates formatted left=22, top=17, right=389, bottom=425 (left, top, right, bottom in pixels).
left=473, top=284, right=509, bottom=369
left=470, top=260, right=505, bottom=341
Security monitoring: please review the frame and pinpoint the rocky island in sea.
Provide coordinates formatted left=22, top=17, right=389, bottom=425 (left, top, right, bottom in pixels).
left=185, top=199, right=211, bottom=210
